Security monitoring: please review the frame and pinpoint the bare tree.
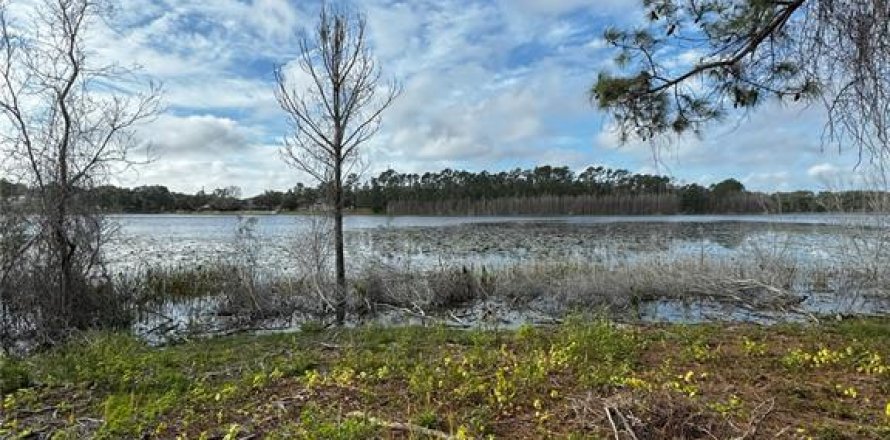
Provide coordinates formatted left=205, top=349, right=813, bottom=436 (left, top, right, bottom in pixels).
left=275, top=3, right=400, bottom=324
left=0, top=0, right=160, bottom=345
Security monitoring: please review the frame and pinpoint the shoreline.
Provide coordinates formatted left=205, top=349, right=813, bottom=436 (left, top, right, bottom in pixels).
left=102, top=210, right=882, bottom=218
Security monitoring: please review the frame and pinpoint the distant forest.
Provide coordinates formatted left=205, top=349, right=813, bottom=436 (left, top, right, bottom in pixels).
left=0, top=165, right=883, bottom=215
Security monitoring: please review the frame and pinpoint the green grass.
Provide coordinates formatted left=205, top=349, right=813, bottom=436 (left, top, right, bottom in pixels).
left=2, top=318, right=890, bottom=439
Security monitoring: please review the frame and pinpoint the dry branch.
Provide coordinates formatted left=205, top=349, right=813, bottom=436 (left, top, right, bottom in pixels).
left=347, top=411, right=455, bottom=440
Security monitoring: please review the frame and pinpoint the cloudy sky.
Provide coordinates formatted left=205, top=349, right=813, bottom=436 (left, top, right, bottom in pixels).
left=84, top=0, right=863, bottom=196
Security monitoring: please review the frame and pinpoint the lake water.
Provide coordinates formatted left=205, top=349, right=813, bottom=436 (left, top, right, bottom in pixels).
left=104, top=213, right=890, bottom=333
left=106, top=213, right=886, bottom=272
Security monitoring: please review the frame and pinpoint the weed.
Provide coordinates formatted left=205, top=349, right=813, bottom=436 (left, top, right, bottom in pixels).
left=412, top=408, right=441, bottom=429
left=742, top=336, right=768, bottom=357
left=2, top=319, right=889, bottom=438
left=0, top=358, right=30, bottom=394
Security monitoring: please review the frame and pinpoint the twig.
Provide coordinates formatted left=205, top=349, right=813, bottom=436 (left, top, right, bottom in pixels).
left=604, top=406, right=621, bottom=440
left=15, top=406, right=58, bottom=416
left=319, top=341, right=342, bottom=350
left=613, top=407, right=640, bottom=440
left=347, top=411, right=454, bottom=439
left=448, top=310, right=468, bottom=326
left=732, top=398, right=775, bottom=440
left=773, top=426, right=792, bottom=438
left=377, top=302, right=428, bottom=319
left=145, top=319, right=179, bottom=335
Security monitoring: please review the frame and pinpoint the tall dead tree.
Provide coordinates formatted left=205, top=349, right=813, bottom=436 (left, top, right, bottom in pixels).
left=275, top=4, right=400, bottom=324
left=0, top=0, right=160, bottom=345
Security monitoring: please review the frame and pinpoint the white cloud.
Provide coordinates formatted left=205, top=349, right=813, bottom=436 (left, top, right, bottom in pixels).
left=139, top=114, right=251, bottom=158
left=593, top=102, right=874, bottom=191
left=500, top=0, right=636, bottom=16
left=5, top=0, right=859, bottom=195
left=743, top=171, right=792, bottom=191
left=808, top=163, right=841, bottom=181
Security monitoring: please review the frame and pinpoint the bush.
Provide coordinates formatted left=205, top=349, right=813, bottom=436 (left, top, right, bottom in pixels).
left=0, top=358, right=31, bottom=393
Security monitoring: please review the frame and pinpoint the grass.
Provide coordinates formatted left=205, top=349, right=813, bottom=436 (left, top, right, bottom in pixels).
left=125, top=249, right=886, bottom=325
left=2, top=318, right=890, bottom=439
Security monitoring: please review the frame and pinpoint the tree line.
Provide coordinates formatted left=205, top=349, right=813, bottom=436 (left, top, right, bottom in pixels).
left=3, top=165, right=882, bottom=216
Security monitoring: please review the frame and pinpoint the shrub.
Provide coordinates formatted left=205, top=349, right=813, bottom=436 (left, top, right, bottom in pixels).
left=0, top=358, right=31, bottom=394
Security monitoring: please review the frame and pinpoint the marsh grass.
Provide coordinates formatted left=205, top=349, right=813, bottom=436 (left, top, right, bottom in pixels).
left=120, top=243, right=885, bottom=342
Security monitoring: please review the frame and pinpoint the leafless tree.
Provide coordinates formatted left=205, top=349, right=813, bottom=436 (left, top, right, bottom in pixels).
left=275, top=3, right=400, bottom=324
left=0, top=0, right=160, bottom=345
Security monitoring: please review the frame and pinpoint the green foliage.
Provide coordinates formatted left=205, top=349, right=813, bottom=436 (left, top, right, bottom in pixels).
left=412, top=408, right=441, bottom=430
left=593, top=0, right=818, bottom=141
left=831, top=318, right=890, bottom=341
left=13, top=164, right=886, bottom=218
left=99, top=392, right=177, bottom=438
left=300, top=320, right=328, bottom=334
left=41, top=333, right=190, bottom=393
left=711, top=178, right=745, bottom=197
left=679, top=183, right=710, bottom=214
left=137, top=263, right=242, bottom=304
left=5, top=319, right=890, bottom=438
left=0, top=359, right=31, bottom=394
left=558, top=317, right=641, bottom=386
left=591, top=73, right=652, bottom=109
left=18, top=331, right=318, bottom=437
left=266, top=404, right=379, bottom=440
left=99, top=394, right=135, bottom=436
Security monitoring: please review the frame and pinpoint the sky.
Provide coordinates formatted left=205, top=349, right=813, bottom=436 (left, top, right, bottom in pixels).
left=75, top=0, right=869, bottom=196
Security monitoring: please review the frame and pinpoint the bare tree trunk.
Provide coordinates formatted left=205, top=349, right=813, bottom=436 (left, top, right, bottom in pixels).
left=54, top=205, right=72, bottom=328
left=55, top=146, right=74, bottom=329
left=333, top=160, right=347, bottom=325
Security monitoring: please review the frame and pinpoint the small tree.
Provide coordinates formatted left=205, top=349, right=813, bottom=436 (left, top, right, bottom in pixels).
left=0, top=0, right=160, bottom=345
left=275, top=3, right=400, bottom=324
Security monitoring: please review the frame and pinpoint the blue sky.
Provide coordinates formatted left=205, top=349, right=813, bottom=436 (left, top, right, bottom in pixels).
left=83, top=0, right=865, bottom=196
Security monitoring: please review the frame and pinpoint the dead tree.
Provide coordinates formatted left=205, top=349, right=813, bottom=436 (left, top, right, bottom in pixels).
left=0, top=0, right=160, bottom=345
left=275, top=3, right=400, bottom=324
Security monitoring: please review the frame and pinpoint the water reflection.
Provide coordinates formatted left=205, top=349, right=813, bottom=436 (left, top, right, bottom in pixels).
left=106, top=214, right=886, bottom=272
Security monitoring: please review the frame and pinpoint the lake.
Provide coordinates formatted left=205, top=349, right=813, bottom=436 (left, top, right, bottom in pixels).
left=103, top=213, right=890, bottom=332
left=106, top=213, right=885, bottom=272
